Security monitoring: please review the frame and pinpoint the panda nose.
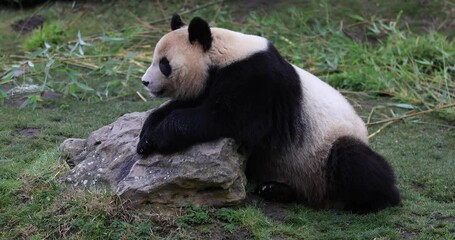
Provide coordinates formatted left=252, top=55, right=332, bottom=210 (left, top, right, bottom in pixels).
left=142, top=81, right=149, bottom=86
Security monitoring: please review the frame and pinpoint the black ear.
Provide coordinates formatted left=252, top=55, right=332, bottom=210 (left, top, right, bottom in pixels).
left=188, top=17, right=212, bottom=51
left=171, top=13, right=185, bottom=30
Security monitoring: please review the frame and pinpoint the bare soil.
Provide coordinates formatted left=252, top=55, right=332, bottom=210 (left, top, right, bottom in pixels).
left=17, top=128, right=41, bottom=138
left=11, top=15, right=44, bottom=34
left=244, top=194, right=288, bottom=222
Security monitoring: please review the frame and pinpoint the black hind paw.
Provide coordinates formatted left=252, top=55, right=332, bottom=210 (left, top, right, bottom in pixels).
left=255, top=182, right=297, bottom=203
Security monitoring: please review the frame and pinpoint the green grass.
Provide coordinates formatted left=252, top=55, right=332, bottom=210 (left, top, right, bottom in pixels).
left=22, top=20, right=67, bottom=50
left=0, top=99, right=160, bottom=239
left=2, top=0, right=453, bottom=116
left=1, top=0, right=455, bottom=239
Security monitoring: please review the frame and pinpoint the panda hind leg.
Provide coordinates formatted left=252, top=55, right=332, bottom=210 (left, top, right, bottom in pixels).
left=255, top=181, right=298, bottom=203
left=326, top=136, right=401, bottom=214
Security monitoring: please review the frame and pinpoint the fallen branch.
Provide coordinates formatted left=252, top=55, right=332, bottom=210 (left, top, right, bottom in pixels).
left=366, top=103, right=455, bottom=126
left=368, top=121, right=394, bottom=139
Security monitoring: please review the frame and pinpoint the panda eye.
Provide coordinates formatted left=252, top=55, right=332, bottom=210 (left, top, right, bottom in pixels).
left=159, top=57, right=172, bottom=77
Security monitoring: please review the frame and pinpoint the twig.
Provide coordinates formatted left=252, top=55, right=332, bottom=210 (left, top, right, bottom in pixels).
left=211, top=0, right=224, bottom=23
left=136, top=91, right=148, bottom=102
left=339, top=90, right=366, bottom=94
left=156, top=0, right=167, bottom=19
left=66, top=9, right=87, bottom=29
left=368, top=121, right=394, bottom=139
left=8, top=54, right=143, bottom=79
left=367, top=105, right=381, bottom=125
left=366, top=103, right=455, bottom=126
left=148, top=0, right=224, bottom=26
left=411, top=121, right=455, bottom=129
left=345, top=95, right=362, bottom=108
left=56, top=57, right=99, bottom=70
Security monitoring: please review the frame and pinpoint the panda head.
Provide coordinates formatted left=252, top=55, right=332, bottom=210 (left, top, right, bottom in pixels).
left=141, top=14, right=268, bottom=100
left=141, top=14, right=213, bottom=100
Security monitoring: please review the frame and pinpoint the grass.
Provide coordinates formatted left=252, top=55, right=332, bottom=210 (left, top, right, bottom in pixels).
left=1, top=0, right=455, bottom=239
left=2, top=0, right=454, bottom=116
left=0, top=99, right=159, bottom=239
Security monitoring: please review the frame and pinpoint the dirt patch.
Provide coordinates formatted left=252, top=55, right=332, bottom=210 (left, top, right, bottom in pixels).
left=17, top=128, right=41, bottom=138
left=183, top=224, right=251, bottom=240
left=400, top=229, right=418, bottom=240
left=11, top=15, right=44, bottom=34
left=411, top=181, right=426, bottom=193
left=244, top=193, right=288, bottom=222
left=434, top=213, right=455, bottom=223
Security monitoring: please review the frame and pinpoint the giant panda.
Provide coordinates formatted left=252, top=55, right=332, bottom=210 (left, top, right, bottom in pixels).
left=137, top=14, right=401, bottom=213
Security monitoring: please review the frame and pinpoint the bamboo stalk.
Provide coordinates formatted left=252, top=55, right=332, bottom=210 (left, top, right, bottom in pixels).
left=368, top=121, right=394, bottom=139
left=136, top=91, right=148, bottom=102
left=366, top=103, right=455, bottom=126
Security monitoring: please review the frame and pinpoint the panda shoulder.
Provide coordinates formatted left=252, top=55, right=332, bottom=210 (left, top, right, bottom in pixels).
left=209, top=28, right=269, bottom=66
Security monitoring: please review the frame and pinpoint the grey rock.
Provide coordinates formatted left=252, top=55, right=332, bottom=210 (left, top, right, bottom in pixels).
left=58, top=138, right=86, bottom=166
left=59, top=110, right=246, bottom=207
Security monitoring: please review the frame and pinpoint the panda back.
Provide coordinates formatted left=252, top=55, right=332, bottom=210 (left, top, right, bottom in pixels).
left=293, top=65, right=368, bottom=147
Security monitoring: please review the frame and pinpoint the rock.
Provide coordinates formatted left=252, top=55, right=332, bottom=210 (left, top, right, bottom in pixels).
left=59, top=110, right=246, bottom=207
left=58, top=138, right=86, bottom=166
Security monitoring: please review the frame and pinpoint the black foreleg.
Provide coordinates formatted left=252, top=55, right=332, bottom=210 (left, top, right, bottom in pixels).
left=139, top=100, right=203, bottom=139
left=137, top=106, right=230, bottom=155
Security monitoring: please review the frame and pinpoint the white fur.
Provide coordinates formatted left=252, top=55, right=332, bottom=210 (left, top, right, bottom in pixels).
left=142, top=28, right=212, bottom=99
left=141, top=27, right=269, bottom=99
left=208, top=28, right=268, bottom=66
left=141, top=24, right=370, bottom=204
left=295, top=65, right=368, bottom=145
left=277, top=66, right=368, bottom=203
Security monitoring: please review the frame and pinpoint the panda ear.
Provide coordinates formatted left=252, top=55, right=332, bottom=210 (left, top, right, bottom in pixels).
left=170, top=13, right=184, bottom=31
left=188, top=17, right=212, bottom=51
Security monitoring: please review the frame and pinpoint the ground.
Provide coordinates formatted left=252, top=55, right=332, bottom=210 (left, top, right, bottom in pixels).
left=0, top=1, right=454, bottom=239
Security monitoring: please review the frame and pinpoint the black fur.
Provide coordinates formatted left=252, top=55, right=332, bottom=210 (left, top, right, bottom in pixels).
left=255, top=182, right=297, bottom=203
left=171, top=13, right=184, bottom=30
left=138, top=18, right=401, bottom=213
left=137, top=43, right=304, bottom=159
left=138, top=98, right=205, bottom=155
left=188, top=17, right=212, bottom=51
left=326, top=136, right=401, bottom=213
left=159, top=57, right=172, bottom=77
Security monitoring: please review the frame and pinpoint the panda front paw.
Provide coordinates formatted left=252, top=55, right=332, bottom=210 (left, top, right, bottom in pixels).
left=255, top=182, right=297, bottom=203
left=137, top=135, right=156, bottom=156
left=138, top=126, right=148, bottom=140
left=137, top=129, right=175, bottom=155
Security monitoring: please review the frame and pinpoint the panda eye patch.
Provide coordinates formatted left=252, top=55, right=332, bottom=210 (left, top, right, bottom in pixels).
left=159, top=57, right=172, bottom=77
